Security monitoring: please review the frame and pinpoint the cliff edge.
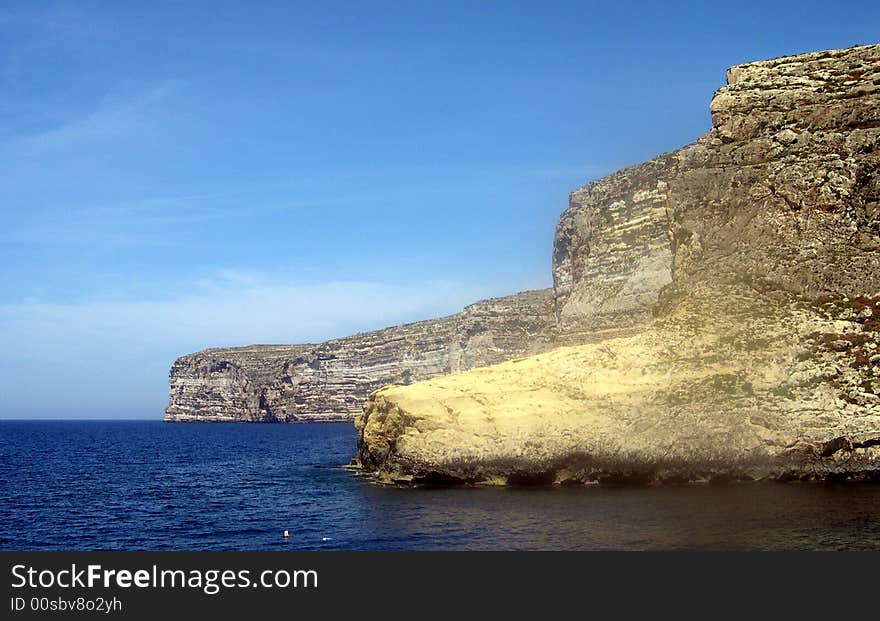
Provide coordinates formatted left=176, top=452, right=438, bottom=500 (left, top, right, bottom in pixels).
left=356, top=44, right=880, bottom=484
left=165, top=289, right=556, bottom=422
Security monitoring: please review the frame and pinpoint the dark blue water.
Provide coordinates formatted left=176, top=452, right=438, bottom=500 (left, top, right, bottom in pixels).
left=2, top=420, right=880, bottom=550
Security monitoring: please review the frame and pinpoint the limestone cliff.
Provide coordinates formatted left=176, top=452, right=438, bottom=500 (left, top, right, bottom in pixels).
left=356, top=44, right=880, bottom=484
left=165, top=289, right=556, bottom=422
left=553, top=44, right=880, bottom=333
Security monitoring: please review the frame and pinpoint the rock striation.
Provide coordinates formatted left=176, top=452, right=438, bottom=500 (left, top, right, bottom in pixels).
left=165, top=289, right=556, bottom=422
left=554, top=44, right=880, bottom=333
left=357, top=286, right=880, bottom=484
left=356, top=44, right=880, bottom=484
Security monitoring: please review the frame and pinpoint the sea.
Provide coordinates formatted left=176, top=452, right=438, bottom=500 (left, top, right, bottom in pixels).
left=1, top=420, right=879, bottom=551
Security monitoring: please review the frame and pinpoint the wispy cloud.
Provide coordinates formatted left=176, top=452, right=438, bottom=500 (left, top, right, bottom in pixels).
left=0, top=275, right=498, bottom=357
left=5, top=227, right=182, bottom=248
left=0, top=274, right=507, bottom=417
left=5, top=80, right=178, bottom=153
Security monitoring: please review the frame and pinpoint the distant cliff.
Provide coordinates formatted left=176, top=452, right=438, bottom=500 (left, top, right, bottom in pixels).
left=356, top=44, right=880, bottom=484
left=165, top=289, right=556, bottom=422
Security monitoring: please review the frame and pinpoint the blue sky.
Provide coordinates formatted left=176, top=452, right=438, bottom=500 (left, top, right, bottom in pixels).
left=2, top=1, right=878, bottom=418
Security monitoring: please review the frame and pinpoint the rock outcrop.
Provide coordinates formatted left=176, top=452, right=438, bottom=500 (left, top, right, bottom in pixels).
left=356, top=44, right=880, bottom=484
left=554, top=44, right=880, bottom=333
left=165, top=289, right=556, bottom=422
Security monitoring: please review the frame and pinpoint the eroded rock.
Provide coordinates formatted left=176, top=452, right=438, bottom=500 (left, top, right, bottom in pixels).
left=356, top=286, right=880, bottom=484
left=357, top=44, right=880, bottom=484
left=165, top=290, right=556, bottom=422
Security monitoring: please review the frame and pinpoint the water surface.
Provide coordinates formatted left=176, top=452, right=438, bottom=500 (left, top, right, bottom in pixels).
left=1, top=420, right=879, bottom=550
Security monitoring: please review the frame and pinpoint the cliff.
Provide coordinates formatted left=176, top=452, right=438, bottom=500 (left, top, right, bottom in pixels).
left=165, top=289, right=556, bottom=422
left=553, top=44, right=880, bottom=333
left=356, top=44, right=880, bottom=484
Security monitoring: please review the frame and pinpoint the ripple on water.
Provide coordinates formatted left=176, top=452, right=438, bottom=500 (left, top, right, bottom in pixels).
left=2, top=421, right=880, bottom=550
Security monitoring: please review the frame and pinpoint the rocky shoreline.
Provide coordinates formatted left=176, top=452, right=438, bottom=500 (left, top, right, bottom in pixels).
left=354, top=44, right=880, bottom=484
left=355, top=287, right=880, bottom=485
left=167, top=43, right=880, bottom=484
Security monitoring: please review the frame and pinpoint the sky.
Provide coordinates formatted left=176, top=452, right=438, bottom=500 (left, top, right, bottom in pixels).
left=1, top=1, right=878, bottom=418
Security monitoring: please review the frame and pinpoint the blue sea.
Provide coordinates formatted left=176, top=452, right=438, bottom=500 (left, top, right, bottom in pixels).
left=2, top=420, right=880, bottom=550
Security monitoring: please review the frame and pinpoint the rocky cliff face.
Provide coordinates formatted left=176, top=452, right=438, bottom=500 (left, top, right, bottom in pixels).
left=357, top=44, right=880, bottom=484
left=554, top=44, right=880, bottom=333
left=357, top=286, right=880, bottom=484
left=165, top=289, right=556, bottom=422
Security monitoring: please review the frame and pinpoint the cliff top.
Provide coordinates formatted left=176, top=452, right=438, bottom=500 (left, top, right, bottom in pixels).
left=725, top=42, right=880, bottom=84
left=568, top=43, right=880, bottom=198
left=179, top=288, right=552, bottom=360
